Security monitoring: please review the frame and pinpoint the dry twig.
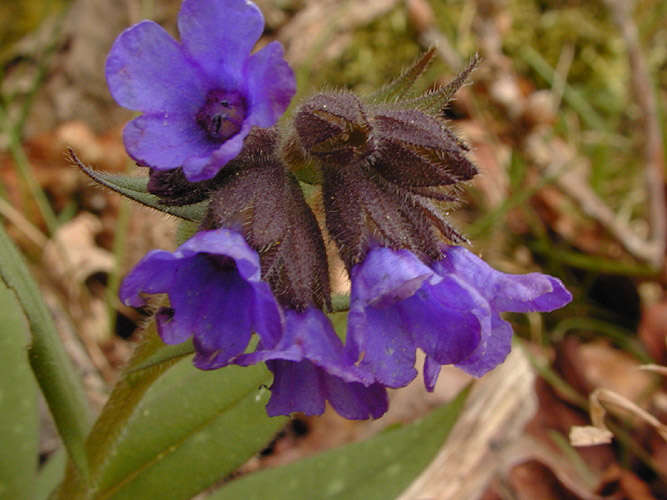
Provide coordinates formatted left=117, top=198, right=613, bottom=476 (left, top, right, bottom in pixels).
left=603, top=0, right=666, bottom=269
left=398, top=348, right=538, bottom=500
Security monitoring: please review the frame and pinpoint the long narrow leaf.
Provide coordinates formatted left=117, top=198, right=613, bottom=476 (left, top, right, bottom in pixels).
left=97, top=360, right=284, bottom=500
left=56, top=323, right=182, bottom=499
left=209, top=385, right=470, bottom=500
left=56, top=318, right=282, bottom=500
left=35, top=449, right=67, bottom=500
left=0, top=281, right=39, bottom=500
left=69, top=150, right=208, bottom=222
left=0, top=224, right=90, bottom=476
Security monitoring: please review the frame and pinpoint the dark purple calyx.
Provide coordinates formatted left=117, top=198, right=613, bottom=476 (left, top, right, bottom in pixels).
left=196, top=89, right=247, bottom=142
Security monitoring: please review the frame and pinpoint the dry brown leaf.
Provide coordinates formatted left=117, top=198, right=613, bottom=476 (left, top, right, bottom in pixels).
left=569, top=426, right=614, bottom=447
left=578, top=341, right=654, bottom=403
left=507, top=460, right=586, bottom=500
left=42, top=212, right=114, bottom=296
left=459, top=121, right=511, bottom=209
left=639, top=364, right=667, bottom=377
left=596, top=464, right=659, bottom=500
left=638, top=302, right=667, bottom=363
left=42, top=212, right=114, bottom=345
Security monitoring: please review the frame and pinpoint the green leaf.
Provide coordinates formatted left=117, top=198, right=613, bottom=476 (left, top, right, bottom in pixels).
left=69, top=149, right=208, bottom=222
left=175, top=220, right=200, bottom=246
left=97, top=359, right=284, bottom=500
left=330, top=294, right=350, bottom=312
left=126, top=339, right=195, bottom=374
left=35, top=449, right=67, bottom=500
left=209, top=385, right=471, bottom=500
left=0, top=281, right=39, bottom=500
left=0, top=223, right=91, bottom=477
left=56, top=319, right=284, bottom=500
left=56, top=323, right=184, bottom=499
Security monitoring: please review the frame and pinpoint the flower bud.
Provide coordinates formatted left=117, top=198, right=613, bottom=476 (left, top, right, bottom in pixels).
left=294, top=92, right=374, bottom=167
left=322, top=164, right=449, bottom=268
left=371, top=108, right=477, bottom=187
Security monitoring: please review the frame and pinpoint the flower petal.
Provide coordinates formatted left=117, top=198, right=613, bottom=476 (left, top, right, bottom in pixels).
left=455, top=313, right=513, bottom=377
left=181, top=125, right=250, bottom=181
left=188, top=271, right=255, bottom=370
left=350, top=247, right=438, bottom=306
left=438, top=247, right=572, bottom=313
left=348, top=304, right=417, bottom=388
left=265, top=359, right=325, bottom=417
left=251, top=282, right=285, bottom=350
left=423, top=355, right=441, bottom=392
left=244, top=41, right=296, bottom=128
left=323, top=375, right=388, bottom=420
left=147, top=255, right=252, bottom=357
left=401, top=276, right=486, bottom=365
left=119, top=249, right=179, bottom=307
left=121, top=229, right=281, bottom=369
left=106, top=20, right=207, bottom=113
left=178, top=229, right=261, bottom=282
left=286, top=309, right=369, bottom=383
left=178, top=0, right=264, bottom=81
left=123, top=113, right=216, bottom=170
left=236, top=308, right=372, bottom=384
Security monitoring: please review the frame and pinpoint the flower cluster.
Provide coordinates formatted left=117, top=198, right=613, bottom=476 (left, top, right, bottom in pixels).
left=107, top=0, right=572, bottom=420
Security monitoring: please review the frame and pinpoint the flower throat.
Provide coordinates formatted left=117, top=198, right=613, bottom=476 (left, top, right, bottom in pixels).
left=196, top=89, right=247, bottom=142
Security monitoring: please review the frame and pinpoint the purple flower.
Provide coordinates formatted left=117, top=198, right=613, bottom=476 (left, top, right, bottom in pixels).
left=237, top=308, right=388, bottom=419
left=119, top=229, right=283, bottom=370
left=106, top=0, right=296, bottom=182
left=346, top=246, right=572, bottom=390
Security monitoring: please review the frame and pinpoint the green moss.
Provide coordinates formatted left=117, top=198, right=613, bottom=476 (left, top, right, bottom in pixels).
left=297, top=6, right=425, bottom=96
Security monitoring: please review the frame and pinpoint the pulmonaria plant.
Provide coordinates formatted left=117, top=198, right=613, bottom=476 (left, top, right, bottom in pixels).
left=86, top=2, right=572, bottom=421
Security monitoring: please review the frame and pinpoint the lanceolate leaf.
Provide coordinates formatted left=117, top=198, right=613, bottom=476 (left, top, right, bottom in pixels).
left=96, top=361, right=284, bottom=500
left=0, top=282, right=39, bottom=500
left=125, top=339, right=195, bottom=374
left=56, top=323, right=183, bottom=499
left=57, top=321, right=284, bottom=500
left=209, top=385, right=471, bottom=500
left=68, top=149, right=208, bottom=222
left=0, top=224, right=91, bottom=477
left=35, top=449, right=67, bottom=500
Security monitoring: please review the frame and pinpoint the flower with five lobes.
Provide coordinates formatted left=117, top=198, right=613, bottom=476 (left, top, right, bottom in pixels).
left=106, top=0, right=296, bottom=181
left=346, top=246, right=572, bottom=391
left=119, top=229, right=283, bottom=370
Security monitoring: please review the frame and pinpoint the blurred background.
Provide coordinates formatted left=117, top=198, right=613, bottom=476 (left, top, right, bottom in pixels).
left=1, top=0, right=666, bottom=498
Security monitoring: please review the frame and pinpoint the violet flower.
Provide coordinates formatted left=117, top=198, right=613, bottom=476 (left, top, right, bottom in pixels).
left=347, top=246, right=572, bottom=390
left=236, top=308, right=388, bottom=419
left=119, top=229, right=283, bottom=370
left=106, top=0, right=296, bottom=181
